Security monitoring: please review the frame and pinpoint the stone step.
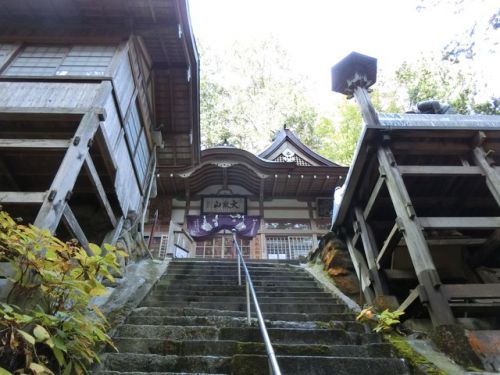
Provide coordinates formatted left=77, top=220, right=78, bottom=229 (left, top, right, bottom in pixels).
left=139, top=301, right=349, bottom=314
left=95, top=372, right=227, bottom=375
left=170, top=259, right=300, bottom=265
left=111, top=338, right=393, bottom=357
left=168, top=264, right=300, bottom=274
left=162, top=274, right=313, bottom=282
left=233, top=354, right=410, bottom=375
left=164, top=267, right=301, bottom=274
left=218, top=327, right=379, bottom=345
left=98, top=353, right=231, bottom=373
left=97, top=353, right=409, bottom=375
left=129, top=306, right=357, bottom=322
left=150, top=290, right=332, bottom=298
left=152, top=285, right=321, bottom=293
left=125, top=315, right=364, bottom=332
left=114, top=325, right=378, bottom=345
left=156, top=279, right=319, bottom=287
left=142, top=296, right=339, bottom=305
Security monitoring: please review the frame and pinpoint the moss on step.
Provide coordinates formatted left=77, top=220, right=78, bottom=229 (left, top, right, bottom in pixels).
left=384, top=334, right=448, bottom=375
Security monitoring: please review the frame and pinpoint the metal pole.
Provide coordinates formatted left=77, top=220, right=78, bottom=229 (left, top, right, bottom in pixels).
left=246, top=280, right=251, bottom=324
left=237, top=254, right=241, bottom=286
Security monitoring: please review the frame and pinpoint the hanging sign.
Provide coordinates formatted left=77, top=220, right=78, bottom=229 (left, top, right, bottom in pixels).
left=187, top=214, right=260, bottom=240
left=201, top=196, right=247, bottom=214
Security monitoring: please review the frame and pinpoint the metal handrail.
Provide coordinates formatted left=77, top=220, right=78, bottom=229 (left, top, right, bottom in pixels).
left=232, top=230, right=282, bottom=375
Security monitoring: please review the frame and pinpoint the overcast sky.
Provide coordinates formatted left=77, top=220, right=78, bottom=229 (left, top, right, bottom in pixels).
left=189, top=0, right=498, bottom=106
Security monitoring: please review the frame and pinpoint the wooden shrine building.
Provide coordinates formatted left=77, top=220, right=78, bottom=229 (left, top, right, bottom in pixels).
left=146, top=128, right=347, bottom=260
left=331, top=52, right=500, bottom=326
left=0, top=0, right=198, bottom=252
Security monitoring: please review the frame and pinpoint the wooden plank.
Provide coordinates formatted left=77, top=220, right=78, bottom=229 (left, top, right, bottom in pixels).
left=345, top=234, right=374, bottom=304
left=377, top=144, right=455, bottom=325
left=354, top=206, right=388, bottom=295
left=0, top=139, right=70, bottom=150
left=0, top=191, right=45, bottom=204
left=62, top=205, right=90, bottom=254
left=377, top=223, right=402, bottom=268
left=426, top=238, right=486, bottom=246
left=441, top=284, right=500, bottom=299
left=419, top=217, right=500, bottom=229
left=83, top=154, right=117, bottom=227
left=399, top=165, right=482, bottom=176
left=0, top=106, right=89, bottom=116
left=363, top=175, right=384, bottom=218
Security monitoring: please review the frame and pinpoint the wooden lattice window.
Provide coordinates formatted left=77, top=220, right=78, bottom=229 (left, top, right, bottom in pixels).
left=124, top=102, right=150, bottom=185
left=3, top=45, right=116, bottom=77
left=266, top=235, right=313, bottom=259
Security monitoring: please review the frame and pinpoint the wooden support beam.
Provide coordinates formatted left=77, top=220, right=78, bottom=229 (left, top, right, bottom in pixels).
left=83, top=154, right=117, bottom=227
left=354, top=206, right=388, bottom=296
left=345, top=234, right=374, bottom=304
left=399, top=165, right=482, bottom=176
left=62, top=205, right=90, bottom=254
left=0, top=139, right=70, bottom=150
left=0, top=191, right=45, bottom=204
left=441, top=284, right=500, bottom=300
left=377, top=222, right=402, bottom=268
left=34, top=111, right=102, bottom=233
left=419, top=217, right=500, bottom=229
left=363, top=175, right=384, bottom=218
left=108, top=216, right=125, bottom=246
left=378, top=145, right=455, bottom=325
left=473, top=145, right=500, bottom=206
left=397, top=288, right=421, bottom=313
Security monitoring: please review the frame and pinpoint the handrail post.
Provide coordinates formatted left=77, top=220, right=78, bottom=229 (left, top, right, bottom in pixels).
left=246, top=280, right=251, bottom=324
left=237, top=252, right=242, bottom=286
left=231, top=229, right=282, bottom=375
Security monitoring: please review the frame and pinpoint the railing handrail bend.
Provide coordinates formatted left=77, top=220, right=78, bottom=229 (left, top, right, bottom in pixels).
left=232, top=230, right=282, bottom=375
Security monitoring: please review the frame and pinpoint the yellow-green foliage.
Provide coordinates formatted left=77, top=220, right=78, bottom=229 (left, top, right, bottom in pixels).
left=0, top=210, right=127, bottom=374
left=356, top=306, right=404, bottom=333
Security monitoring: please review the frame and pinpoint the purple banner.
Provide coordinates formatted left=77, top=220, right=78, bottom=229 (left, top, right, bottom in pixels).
left=187, top=214, right=261, bottom=240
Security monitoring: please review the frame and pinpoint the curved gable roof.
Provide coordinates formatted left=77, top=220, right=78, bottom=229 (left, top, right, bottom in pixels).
left=259, top=128, right=341, bottom=167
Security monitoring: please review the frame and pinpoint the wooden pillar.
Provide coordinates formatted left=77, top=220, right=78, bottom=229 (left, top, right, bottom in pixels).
left=378, top=145, right=455, bottom=325
left=471, top=144, right=500, bottom=262
left=354, top=206, right=389, bottom=296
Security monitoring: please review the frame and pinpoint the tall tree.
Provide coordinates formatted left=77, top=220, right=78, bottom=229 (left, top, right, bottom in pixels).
left=198, top=38, right=319, bottom=152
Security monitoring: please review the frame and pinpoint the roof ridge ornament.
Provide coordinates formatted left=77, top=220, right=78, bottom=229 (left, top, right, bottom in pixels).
left=331, top=52, right=381, bottom=127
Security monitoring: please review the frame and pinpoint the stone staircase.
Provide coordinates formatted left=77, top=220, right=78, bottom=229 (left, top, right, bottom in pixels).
left=96, top=259, right=410, bottom=374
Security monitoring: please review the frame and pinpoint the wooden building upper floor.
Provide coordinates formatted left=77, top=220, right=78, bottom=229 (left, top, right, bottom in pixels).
left=0, top=0, right=199, bottom=246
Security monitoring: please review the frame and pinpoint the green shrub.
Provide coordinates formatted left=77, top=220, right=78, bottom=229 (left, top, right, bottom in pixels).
left=0, top=209, right=126, bottom=374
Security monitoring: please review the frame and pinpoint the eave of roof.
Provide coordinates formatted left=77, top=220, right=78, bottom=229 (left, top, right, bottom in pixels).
left=332, top=113, right=500, bottom=226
